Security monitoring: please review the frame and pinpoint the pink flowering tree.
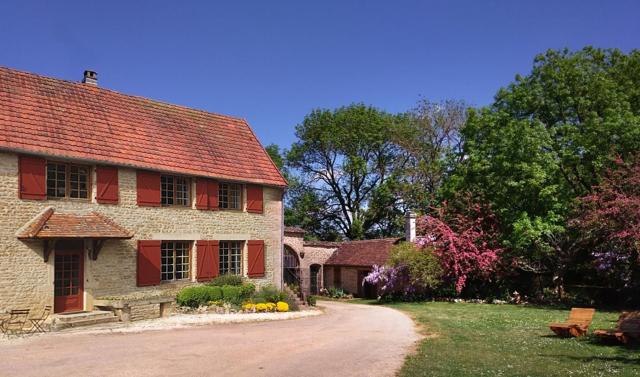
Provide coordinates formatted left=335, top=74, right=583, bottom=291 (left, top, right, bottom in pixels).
left=416, top=200, right=503, bottom=293
left=571, top=156, right=640, bottom=289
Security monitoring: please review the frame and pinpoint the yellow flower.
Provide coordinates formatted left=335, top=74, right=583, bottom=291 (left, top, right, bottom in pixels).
left=255, top=303, right=268, bottom=312
left=276, top=301, right=289, bottom=312
left=266, top=303, right=276, bottom=311
left=242, top=303, right=255, bottom=311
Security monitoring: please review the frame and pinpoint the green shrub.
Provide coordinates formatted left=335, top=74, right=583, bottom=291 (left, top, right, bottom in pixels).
left=252, top=284, right=288, bottom=303
left=239, top=282, right=256, bottom=298
left=388, top=242, right=443, bottom=291
left=208, top=274, right=244, bottom=286
left=176, top=286, right=223, bottom=308
left=326, top=287, right=348, bottom=299
left=221, top=285, right=243, bottom=304
left=307, top=295, right=317, bottom=306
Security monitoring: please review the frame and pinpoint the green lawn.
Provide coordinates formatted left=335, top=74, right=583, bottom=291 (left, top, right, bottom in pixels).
left=380, top=301, right=639, bottom=377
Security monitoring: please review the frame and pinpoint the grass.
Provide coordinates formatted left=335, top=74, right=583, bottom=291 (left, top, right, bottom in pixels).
left=375, top=301, right=639, bottom=377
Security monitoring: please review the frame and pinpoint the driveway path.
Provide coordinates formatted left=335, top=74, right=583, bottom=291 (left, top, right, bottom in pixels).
left=0, top=301, right=419, bottom=377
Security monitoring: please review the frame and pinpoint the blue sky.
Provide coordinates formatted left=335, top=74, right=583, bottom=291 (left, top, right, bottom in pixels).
left=0, top=1, right=638, bottom=149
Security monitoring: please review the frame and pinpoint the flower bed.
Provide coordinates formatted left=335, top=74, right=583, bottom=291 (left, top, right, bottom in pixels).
left=175, top=277, right=299, bottom=315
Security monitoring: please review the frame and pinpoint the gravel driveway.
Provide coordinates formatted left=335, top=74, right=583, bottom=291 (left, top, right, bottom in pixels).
left=0, top=301, right=419, bottom=377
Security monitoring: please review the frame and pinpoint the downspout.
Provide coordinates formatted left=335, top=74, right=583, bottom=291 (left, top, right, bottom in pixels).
left=280, top=188, right=286, bottom=289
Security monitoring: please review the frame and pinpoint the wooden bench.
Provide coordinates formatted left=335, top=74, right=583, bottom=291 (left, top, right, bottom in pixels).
left=594, top=311, right=640, bottom=345
left=549, top=308, right=596, bottom=337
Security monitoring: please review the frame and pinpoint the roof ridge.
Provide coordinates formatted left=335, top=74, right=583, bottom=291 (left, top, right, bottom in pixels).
left=0, top=65, right=246, bottom=124
left=239, top=118, right=289, bottom=186
left=15, top=207, right=54, bottom=238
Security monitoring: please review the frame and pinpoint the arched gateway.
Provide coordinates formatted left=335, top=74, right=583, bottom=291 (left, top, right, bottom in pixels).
left=283, top=245, right=301, bottom=287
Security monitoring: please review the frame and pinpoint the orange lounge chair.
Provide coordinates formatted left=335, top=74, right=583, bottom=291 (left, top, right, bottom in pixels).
left=594, top=311, right=640, bottom=345
left=549, top=307, right=596, bottom=337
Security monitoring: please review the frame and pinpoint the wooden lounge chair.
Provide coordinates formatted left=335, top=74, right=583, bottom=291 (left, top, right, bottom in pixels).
left=594, top=311, right=640, bottom=345
left=0, top=309, right=30, bottom=337
left=549, top=307, right=596, bottom=337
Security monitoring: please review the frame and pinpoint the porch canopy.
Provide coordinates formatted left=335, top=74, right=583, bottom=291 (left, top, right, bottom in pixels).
left=16, top=207, right=133, bottom=261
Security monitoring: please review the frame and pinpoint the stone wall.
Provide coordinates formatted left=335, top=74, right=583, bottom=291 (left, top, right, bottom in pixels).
left=0, top=151, right=284, bottom=312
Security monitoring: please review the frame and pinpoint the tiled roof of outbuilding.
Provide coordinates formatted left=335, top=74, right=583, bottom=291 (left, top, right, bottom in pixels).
left=0, top=66, right=287, bottom=187
left=324, top=238, right=401, bottom=267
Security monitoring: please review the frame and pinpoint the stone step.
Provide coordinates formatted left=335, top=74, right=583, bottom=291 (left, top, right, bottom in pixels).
left=52, top=310, right=118, bottom=331
left=283, top=284, right=307, bottom=307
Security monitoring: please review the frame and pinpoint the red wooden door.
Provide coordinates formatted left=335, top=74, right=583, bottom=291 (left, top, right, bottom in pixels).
left=54, top=241, right=84, bottom=313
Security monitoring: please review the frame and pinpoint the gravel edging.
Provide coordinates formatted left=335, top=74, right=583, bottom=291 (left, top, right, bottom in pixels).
left=0, top=308, right=323, bottom=344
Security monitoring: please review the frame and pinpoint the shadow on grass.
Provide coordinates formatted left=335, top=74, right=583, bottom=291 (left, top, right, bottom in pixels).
left=539, top=353, right=640, bottom=365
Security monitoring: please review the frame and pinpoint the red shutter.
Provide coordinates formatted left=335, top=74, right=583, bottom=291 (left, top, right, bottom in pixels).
left=137, top=240, right=161, bottom=286
left=246, top=185, right=263, bottom=214
left=247, top=240, right=265, bottom=278
left=195, top=179, right=219, bottom=210
left=195, top=179, right=208, bottom=209
left=96, top=166, right=119, bottom=204
left=197, top=240, right=219, bottom=282
left=18, top=155, right=46, bottom=200
left=207, top=180, right=219, bottom=210
left=136, top=170, right=161, bottom=207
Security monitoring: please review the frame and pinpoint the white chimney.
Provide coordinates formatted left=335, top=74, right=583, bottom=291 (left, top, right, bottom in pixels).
left=82, top=70, right=98, bottom=85
left=405, top=210, right=416, bottom=242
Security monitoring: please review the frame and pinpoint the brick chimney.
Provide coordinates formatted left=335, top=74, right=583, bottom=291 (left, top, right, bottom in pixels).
left=405, top=210, right=416, bottom=242
left=82, top=70, right=98, bottom=85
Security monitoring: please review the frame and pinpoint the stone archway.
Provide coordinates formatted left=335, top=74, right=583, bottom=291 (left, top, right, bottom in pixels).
left=283, top=245, right=301, bottom=288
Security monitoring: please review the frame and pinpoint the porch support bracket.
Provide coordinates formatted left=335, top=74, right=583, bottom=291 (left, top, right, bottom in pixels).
left=91, top=239, right=106, bottom=261
left=43, top=239, right=55, bottom=262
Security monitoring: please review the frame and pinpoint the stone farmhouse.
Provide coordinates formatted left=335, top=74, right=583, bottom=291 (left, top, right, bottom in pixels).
left=283, top=212, right=417, bottom=299
left=0, top=67, right=287, bottom=318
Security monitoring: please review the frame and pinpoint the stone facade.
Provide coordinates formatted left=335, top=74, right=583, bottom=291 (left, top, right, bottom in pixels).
left=0, top=151, right=284, bottom=313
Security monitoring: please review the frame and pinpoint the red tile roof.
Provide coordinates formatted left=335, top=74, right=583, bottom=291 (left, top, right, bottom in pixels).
left=284, top=226, right=306, bottom=235
left=324, top=238, right=401, bottom=267
left=303, top=240, right=342, bottom=248
left=0, top=66, right=287, bottom=187
left=17, top=207, right=133, bottom=239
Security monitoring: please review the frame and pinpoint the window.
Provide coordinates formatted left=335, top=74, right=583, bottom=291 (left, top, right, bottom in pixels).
left=46, top=162, right=90, bottom=199
left=219, top=182, right=242, bottom=210
left=161, top=175, right=190, bottom=206
left=219, top=241, right=242, bottom=275
left=161, top=241, right=191, bottom=281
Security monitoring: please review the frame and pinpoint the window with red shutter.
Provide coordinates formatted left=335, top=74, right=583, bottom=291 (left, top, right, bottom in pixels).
left=247, top=240, right=265, bottom=278
left=136, top=171, right=161, bottom=207
left=196, top=240, right=219, bottom=282
left=246, top=185, right=263, bottom=214
left=19, top=155, right=46, bottom=200
left=137, top=240, right=162, bottom=286
left=96, top=166, right=119, bottom=204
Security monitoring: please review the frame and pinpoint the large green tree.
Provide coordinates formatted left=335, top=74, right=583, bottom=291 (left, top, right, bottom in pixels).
left=447, top=47, right=640, bottom=273
left=392, top=99, right=467, bottom=212
left=286, top=104, right=405, bottom=240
